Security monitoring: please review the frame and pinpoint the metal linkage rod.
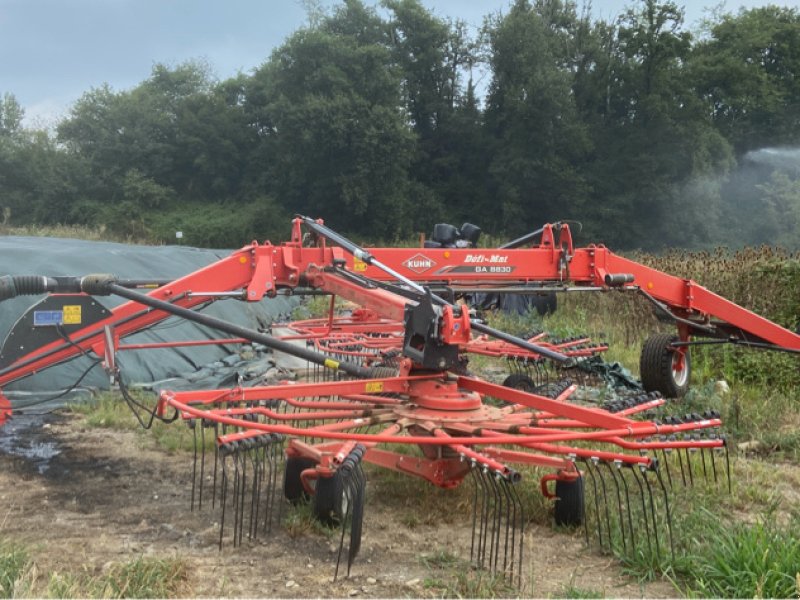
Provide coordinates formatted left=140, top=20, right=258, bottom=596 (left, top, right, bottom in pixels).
left=105, top=282, right=374, bottom=378
left=297, top=216, right=570, bottom=364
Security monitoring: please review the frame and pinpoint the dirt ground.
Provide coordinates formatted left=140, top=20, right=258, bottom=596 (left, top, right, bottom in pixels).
left=0, top=412, right=677, bottom=598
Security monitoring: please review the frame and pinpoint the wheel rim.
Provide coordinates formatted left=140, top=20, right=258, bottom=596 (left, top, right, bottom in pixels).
left=671, top=351, right=689, bottom=387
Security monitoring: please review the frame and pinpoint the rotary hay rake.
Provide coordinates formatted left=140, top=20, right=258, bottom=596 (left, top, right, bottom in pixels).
left=0, top=215, right=796, bottom=585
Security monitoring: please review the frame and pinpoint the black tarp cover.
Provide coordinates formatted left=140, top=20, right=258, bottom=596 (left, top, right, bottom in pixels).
left=0, top=237, right=297, bottom=404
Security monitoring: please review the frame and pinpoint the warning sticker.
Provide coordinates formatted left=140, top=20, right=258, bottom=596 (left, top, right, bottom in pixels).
left=353, top=257, right=368, bottom=272
left=365, top=381, right=384, bottom=393
left=62, top=305, right=82, bottom=325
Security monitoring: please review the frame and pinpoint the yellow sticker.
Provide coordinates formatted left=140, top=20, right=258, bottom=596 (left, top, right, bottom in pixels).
left=365, top=381, right=384, bottom=393
left=62, top=305, right=82, bottom=325
left=324, top=358, right=340, bottom=370
left=353, top=258, right=367, bottom=272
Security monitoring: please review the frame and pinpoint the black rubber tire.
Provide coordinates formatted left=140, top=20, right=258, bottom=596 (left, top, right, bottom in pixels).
left=501, top=373, right=537, bottom=392
left=554, top=476, right=584, bottom=527
left=283, top=456, right=317, bottom=504
left=533, top=292, right=557, bottom=316
left=640, top=333, right=690, bottom=398
left=313, top=470, right=347, bottom=526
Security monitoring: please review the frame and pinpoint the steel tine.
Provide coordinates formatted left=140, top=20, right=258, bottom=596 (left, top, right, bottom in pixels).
left=618, top=465, right=637, bottom=554
left=582, top=459, right=604, bottom=548
left=602, top=461, right=627, bottom=554
left=231, top=451, right=240, bottom=547
left=676, top=444, right=688, bottom=486
left=700, top=446, right=709, bottom=482
left=489, top=473, right=503, bottom=572
left=684, top=448, right=694, bottom=486
left=509, top=480, right=525, bottom=589
left=594, top=460, right=613, bottom=551
left=630, top=466, right=653, bottom=558
left=469, top=468, right=479, bottom=563
left=660, top=449, right=673, bottom=488
left=199, top=422, right=206, bottom=510
left=191, top=421, right=198, bottom=512
left=348, top=463, right=366, bottom=576
left=642, top=468, right=662, bottom=561
left=724, top=441, right=732, bottom=493
left=334, top=470, right=352, bottom=582
left=477, top=467, right=490, bottom=568
left=248, top=444, right=260, bottom=540
left=212, top=423, right=219, bottom=509
left=219, top=450, right=228, bottom=551
left=709, top=437, right=719, bottom=484
left=499, top=478, right=513, bottom=578
left=654, top=467, right=676, bottom=562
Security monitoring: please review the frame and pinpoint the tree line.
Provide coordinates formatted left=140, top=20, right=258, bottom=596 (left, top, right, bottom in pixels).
left=2, top=0, right=800, bottom=250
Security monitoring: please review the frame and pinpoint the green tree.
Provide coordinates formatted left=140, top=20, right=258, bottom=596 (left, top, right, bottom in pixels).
left=691, top=6, right=800, bottom=153
left=483, top=0, right=592, bottom=234
left=245, top=0, right=416, bottom=239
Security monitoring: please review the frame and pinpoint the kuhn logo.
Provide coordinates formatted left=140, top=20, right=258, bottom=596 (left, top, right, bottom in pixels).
left=402, top=253, right=436, bottom=274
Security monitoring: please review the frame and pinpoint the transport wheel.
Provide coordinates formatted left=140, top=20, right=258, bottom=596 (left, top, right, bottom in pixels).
left=640, top=333, right=690, bottom=398
left=313, top=470, right=348, bottom=526
left=501, top=373, right=537, bottom=392
left=533, top=292, right=558, bottom=316
left=554, top=476, right=584, bottom=527
left=283, top=456, right=317, bottom=504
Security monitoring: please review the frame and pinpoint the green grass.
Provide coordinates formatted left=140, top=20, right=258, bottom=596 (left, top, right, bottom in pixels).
left=70, top=391, right=203, bottom=453
left=0, top=539, right=187, bottom=599
left=419, top=549, right=520, bottom=598
left=680, top=512, right=800, bottom=598
left=0, top=539, right=33, bottom=598
left=47, top=557, right=188, bottom=599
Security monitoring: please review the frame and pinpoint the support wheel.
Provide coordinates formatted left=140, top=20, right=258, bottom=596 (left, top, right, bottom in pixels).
left=640, top=333, right=690, bottom=398
left=284, top=456, right=317, bottom=504
left=554, top=476, right=584, bottom=527
left=313, top=470, right=348, bottom=526
left=501, top=373, right=537, bottom=392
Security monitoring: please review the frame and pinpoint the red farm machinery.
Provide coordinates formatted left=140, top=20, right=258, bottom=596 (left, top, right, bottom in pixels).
left=1, top=216, right=798, bottom=582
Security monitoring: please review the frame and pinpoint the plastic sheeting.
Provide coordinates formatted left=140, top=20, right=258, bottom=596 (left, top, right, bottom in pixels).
left=0, top=237, right=298, bottom=404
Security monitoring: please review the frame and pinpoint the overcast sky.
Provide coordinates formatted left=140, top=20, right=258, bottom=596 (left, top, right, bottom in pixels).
left=2, top=0, right=798, bottom=126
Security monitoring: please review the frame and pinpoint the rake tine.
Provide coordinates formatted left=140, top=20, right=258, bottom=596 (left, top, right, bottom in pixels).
left=199, top=422, right=207, bottom=510
left=630, top=466, right=653, bottom=558
left=654, top=466, right=676, bottom=561
left=602, top=461, right=627, bottom=554
left=348, top=463, right=366, bottom=577
left=594, top=460, right=613, bottom=551
left=724, top=440, right=732, bottom=493
left=333, top=469, right=353, bottom=581
left=676, top=444, right=688, bottom=486
left=191, top=421, right=198, bottom=512
left=248, top=444, right=260, bottom=541
left=477, top=467, right=491, bottom=568
left=684, top=448, right=694, bottom=486
left=660, top=449, right=673, bottom=488
left=265, top=438, right=280, bottom=533
left=212, top=423, right=219, bottom=509
left=509, top=479, right=525, bottom=589
left=641, top=468, right=662, bottom=561
left=618, top=465, right=637, bottom=553
left=710, top=440, right=719, bottom=484
left=699, top=446, right=709, bottom=482
left=334, top=470, right=352, bottom=582
left=469, top=468, right=479, bottom=563
left=499, top=478, right=513, bottom=578
left=488, top=473, right=503, bottom=572
left=582, top=459, right=604, bottom=548
left=219, top=450, right=228, bottom=551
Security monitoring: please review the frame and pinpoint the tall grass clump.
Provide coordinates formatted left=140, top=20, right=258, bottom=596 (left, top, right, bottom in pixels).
left=682, top=515, right=800, bottom=598
left=0, top=539, right=33, bottom=597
